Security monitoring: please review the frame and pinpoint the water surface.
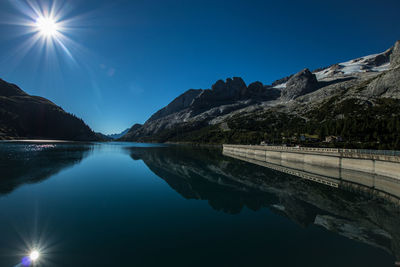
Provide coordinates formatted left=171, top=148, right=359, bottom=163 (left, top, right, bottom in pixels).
left=0, top=142, right=398, bottom=266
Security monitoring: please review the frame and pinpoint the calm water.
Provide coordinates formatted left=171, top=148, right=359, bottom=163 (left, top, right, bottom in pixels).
left=0, top=142, right=399, bottom=266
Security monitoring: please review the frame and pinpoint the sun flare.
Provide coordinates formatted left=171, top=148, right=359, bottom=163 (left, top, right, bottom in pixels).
left=36, top=16, right=59, bottom=37
left=2, top=0, right=90, bottom=66
left=29, top=250, right=40, bottom=261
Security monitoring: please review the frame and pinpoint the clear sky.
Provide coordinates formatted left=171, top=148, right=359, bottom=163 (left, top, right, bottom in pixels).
left=0, top=0, right=399, bottom=134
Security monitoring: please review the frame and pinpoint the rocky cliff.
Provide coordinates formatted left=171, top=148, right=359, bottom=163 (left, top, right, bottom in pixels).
left=280, top=68, right=319, bottom=100
left=122, top=41, right=400, bottom=149
left=0, top=79, right=100, bottom=141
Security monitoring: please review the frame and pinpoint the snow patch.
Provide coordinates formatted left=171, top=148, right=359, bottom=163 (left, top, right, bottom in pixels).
left=273, top=82, right=287, bottom=89
left=372, top=62, right=390, bottom=72
left=313, top=52, right=390, bottom=81
left=272, top=204, right=285, bottom=211
left=314, top=68, right=334, bottom=80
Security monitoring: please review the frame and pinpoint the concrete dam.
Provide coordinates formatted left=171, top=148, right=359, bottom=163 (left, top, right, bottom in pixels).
left=222, top=144, right=400, bottom=204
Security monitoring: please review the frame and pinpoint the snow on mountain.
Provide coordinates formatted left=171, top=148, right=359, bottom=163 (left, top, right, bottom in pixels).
left=313, top=49, right=392, bottom=81
left=272, top=82, right=287, bottom=89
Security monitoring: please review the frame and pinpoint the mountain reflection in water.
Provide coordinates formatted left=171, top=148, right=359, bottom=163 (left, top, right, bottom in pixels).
left=0, top=142, right=92, bottom=195
left=128, top=145, right=400, bottom=261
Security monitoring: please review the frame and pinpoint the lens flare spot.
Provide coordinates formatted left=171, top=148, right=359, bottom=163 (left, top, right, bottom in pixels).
left=29, top=250, right=40, bottom=261
left=21, top=256, right=31, bottom=266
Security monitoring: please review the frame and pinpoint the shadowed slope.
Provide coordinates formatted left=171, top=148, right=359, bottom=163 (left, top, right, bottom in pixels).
left=0, top=79, right=99, bottom=141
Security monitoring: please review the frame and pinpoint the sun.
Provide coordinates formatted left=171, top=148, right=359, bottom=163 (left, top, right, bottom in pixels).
left=5, top=0, right=89, bottom=64
left=36, top=16, right=59, bottom=37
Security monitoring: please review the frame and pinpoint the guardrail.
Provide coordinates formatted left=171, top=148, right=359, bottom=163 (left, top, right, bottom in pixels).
left=223, top=144, right=400, bottom=157
left=340, top=148, right=400, bottom=157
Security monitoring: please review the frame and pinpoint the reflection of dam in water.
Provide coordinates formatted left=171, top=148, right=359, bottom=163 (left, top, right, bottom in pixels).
left=223, top=145, right=400, bottom=204
left=129, top=145, right=400, bottom=261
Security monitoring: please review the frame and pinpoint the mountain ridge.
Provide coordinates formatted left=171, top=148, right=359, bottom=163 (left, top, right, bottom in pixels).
left=121, top=40, right=400, bottom=149
left=107, top=128, right=130, bottom=139
left=0, top=78, right=101, bottom=141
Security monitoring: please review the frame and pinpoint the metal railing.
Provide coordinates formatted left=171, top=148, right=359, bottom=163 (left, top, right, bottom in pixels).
left=223, top=144, right=400, bottom=157
left=340, top=149, right=400, bottom=157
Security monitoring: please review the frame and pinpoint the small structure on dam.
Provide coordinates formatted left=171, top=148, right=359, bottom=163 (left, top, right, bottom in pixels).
left=223, top=144, right=400, bottom=204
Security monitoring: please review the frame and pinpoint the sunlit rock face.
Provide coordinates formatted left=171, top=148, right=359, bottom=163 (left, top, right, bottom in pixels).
left=146, top=89, right=203, bottom=123
left=365, top=41, right=400, bottom=99
left=366, top=64, right=400, bottom=98
left=280, top=68, right=319, bottom=101
left=390, top=40, right=400, bottom=67
left=0, top=78, right=99, bottom=141
left=128, top=146, right=400, bottom=260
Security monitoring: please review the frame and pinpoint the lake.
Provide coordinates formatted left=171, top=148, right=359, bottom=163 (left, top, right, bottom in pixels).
left=0, top=141, right=399, bottom=266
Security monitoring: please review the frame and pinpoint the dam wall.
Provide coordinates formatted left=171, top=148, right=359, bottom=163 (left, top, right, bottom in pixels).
left=223, top=144, right=400, bottom=203
left=222, top=144, right=400, bottom=181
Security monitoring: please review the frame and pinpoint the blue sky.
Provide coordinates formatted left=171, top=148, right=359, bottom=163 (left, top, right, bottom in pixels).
left=0, top=0, right=399, bottom=134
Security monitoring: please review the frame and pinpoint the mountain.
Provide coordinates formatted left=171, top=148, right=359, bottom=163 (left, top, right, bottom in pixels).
left=122, top=40, right=400, bottom=149
left=107, top=128, right=130, bottom=139
left=95, top=132, right=113, bottom=141
left=128, top=145, right=400, bottom=259
left=0, top=78, right=100, bottom=141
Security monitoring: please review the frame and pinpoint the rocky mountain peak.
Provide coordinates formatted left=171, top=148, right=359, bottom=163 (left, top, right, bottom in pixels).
left=247, top=81, right=264, bottom=93
left=146, top=89, right=203, bottom=122
left=211, top=80, right=226, bottom=92
left=365, top=47, right=392, bottom=67
left=291, top=68, right=315, bottom=80
left=226, top=77, right=247, bottom=92
left=242, top=81, right=280, bottom=100
left=211, top=77, right=246, bottom=98
left=281, top=68, right=319, bottom=100
left=209, top=77, right=280, bottom=101
left=390, top=40, right=400, bottom=67
left=122, top=41, right=400, bottom=144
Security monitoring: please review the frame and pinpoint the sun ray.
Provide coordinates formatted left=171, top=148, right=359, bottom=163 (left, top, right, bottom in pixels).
left=0, top=0, right=118, bottom=88
left=6, top=1, right=69, bottom=46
